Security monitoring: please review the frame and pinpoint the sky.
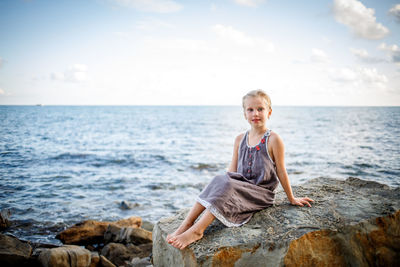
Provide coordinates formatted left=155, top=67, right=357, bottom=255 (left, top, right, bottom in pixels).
left=0, top=0, right=399, bottom=106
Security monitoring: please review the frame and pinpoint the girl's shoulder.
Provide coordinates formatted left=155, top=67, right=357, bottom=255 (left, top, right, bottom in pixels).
left=268, top=130, right=284, bottom=147
left=234, top=132, right=246, bottom=146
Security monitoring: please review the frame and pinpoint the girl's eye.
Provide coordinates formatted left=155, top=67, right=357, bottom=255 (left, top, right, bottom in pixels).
left=258, top=108, right=264, bottom=112
left=248, top=108, right=253, bottom=112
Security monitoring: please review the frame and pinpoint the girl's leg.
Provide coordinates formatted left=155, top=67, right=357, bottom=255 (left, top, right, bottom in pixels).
left=170, top=210, right=215, bottom=250
left=166, top=202, right=205, bottom=242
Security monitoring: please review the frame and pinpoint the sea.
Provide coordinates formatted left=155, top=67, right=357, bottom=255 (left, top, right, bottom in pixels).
left=1, top=105, right=399, bottom=245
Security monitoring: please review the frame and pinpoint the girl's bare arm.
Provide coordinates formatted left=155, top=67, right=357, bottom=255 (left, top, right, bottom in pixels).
left=227, top=133, right=244, bottom=172
left=270, top=133, right=314, bottom=207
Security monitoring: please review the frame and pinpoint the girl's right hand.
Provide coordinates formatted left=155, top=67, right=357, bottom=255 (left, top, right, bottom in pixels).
left=290, top=197, right=314, bottom=207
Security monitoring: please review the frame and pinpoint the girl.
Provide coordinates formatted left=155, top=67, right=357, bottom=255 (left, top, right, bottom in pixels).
left=167, top=89, right=314, bottom=250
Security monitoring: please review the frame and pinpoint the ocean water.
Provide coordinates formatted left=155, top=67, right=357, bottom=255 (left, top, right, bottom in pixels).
left=1, top=106, right=399, bottom=244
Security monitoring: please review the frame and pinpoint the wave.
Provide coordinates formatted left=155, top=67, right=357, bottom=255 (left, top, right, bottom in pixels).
left=49, top=152, right=172, bottom=168
left=190, top=163, right=221, bottom=171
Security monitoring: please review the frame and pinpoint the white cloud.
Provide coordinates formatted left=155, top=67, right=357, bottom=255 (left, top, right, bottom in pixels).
left=358, top=67, right=387, bottom=84
left=211, top=3, right=217, bottom=12
left=233, top=0, right=266, bottom=7
left=311, top=48, right=329, bottom=63
left=389, top=4, right=400, bottom=22
left=333, top=0, right=389, bottom=40
left=378, top=43, right=400, bottom=63
left=329, top=67, right=358, bottom=82
left=329, top=66, right=388, bottom=89
left=114, top=0, right=182, bottom=13
left=51, top=64, right=88, bottom=83
left=212, top=24, right=274, bottom=52
left=0, top=57, right=3, bottom=68
left=0, top=88, right=5, bottom=95
left=350, top=48, right=384, bottom=63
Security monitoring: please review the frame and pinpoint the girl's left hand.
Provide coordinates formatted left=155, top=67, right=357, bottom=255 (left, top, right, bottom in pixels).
left=290, top=197, right=314, bottom=207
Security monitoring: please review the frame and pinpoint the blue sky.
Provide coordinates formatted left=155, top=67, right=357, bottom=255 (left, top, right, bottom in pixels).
left=0, top=0, right=399, bottom=105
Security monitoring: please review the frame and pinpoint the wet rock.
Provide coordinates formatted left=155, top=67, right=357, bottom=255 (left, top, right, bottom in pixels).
left=56, top=216, right=142, bottom=245
left=89, top=251, right=100, bottom=267
left=38, top=245, right=91, bottom=267
left=0, top=209, right=11, bottom=230
left=153, top=177, right=400, bottom=266
left=101, top=242, right=152, bottom=266
left=119, top=201, right=140, bottom=210
left=0, top=233, right=32, bottom=266
left=100, top=255, right=116, bottom=267
left=141, top=221, right=154, bottom=232
left=104, top=225, right=152, bottom=245
left=128, top=256, right=152, bottom=267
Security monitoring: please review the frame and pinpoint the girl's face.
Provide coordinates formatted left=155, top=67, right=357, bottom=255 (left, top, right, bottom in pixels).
left=243, top=96, right=271, bottom=128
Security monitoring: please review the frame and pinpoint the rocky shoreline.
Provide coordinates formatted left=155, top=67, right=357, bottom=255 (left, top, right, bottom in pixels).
left=0, top=215, right=154, bottom=267
left=1, top=177, right=400, bottom=267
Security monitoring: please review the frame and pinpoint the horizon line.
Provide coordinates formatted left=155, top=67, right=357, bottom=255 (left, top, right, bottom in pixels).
left=1, top=104, right=399, bottom=108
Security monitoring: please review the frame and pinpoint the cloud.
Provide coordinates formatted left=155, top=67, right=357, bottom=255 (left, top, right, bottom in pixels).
left=0, top=88, right=5, bottom=95
left=329, top=66, right=388, bottom=88
left=329, top=67, right=358, bottom=82
left=212, top=24, right=274, bottom=52
left=332, top=0, right=389, bottom=40
left=389, top=4, right=400, bottom=22
left=349, top=48, right=384, bottom=63
left=51, top=64, right=88, bottom=83
left=114, top=0, right=182, bottom=13
left=0, top=57, right=4, bottom=69
left=233, top=0, right=266, bottom=7
left=311, top=48, right=329, bottom=63
left=378, top=43, right=400, bottom=63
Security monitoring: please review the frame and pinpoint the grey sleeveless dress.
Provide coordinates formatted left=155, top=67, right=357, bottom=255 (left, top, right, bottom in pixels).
left=196, top=130, right=279, bottom=227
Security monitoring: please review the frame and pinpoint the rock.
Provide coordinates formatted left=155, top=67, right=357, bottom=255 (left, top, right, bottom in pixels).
left=141, top=221, right=154, bottom=232
left=56, top=216, right=142, bottom=245
left=101, top=242, right=152, bottom=266
left=128, top=257, right=152, bottom=267
left=120, top=201, right=140, bottom=210
left=100, top=255, right=116, bottom=267
left=104, top=225, right=152, bottom=245
left=284, top=210, right=400, bottom=266
left=0, top=209, right=11, bottom=230
left=152, top=177, right=400, bottom=266
left=38, top=245, right=91, bottom=267
left=0, top=233, right=32, bottom=266
left=89, top=251, right=100, bottom=267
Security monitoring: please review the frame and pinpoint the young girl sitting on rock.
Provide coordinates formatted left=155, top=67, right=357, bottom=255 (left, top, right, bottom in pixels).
left=167, top=89, right=314, bottom=250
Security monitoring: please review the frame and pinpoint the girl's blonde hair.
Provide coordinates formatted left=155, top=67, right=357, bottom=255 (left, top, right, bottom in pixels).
left=242, top=89, right=272, bottom=110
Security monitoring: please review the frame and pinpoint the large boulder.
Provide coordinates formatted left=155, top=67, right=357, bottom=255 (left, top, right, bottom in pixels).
left=38, top=245, right=91, bottom=267
left=56, top=216, right=142, bottom=245
left=0, top=209, right=11, bottom=230
left=153, top=177, right=400, bottom=266
left=0, top=233, right=32, bottom=266
left=101, top=242, right=152, bottom=266
left=104, top=225, right=152, bottom=245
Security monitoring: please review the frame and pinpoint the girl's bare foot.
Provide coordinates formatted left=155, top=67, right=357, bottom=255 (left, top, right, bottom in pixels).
left=170, top=228, right=203, bottom=250
left=166, top=222, right=193, bottom=243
